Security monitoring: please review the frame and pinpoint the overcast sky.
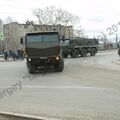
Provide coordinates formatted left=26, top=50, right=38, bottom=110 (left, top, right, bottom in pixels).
left=0, top=0, right=120, bottom=39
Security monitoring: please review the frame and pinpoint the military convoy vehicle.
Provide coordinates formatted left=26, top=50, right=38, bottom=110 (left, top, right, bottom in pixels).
left=118, top=48, right=120, bottom=56
left=118, top=47, right=120, bottom=56
left=61, top=38, right=99, bottom=58
left=117, top=43, right=120, bottom=56
left=21, top=32, right=64, bottom=74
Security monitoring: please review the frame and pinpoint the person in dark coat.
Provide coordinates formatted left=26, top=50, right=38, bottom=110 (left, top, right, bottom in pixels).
left=19, top=49, right=24, bottom=60
left=4, top=49, right=9, bottom=60
left=11, top=50, right=15, bottom=60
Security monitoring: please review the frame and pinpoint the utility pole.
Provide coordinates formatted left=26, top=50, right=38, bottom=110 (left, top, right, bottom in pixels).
left=116, top=33, right=120, bottom=48
left=116, top=33, right=118, bottom=44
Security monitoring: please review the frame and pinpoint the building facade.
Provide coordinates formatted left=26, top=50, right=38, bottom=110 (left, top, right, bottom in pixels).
left=3, top=22, right=73, bottom=49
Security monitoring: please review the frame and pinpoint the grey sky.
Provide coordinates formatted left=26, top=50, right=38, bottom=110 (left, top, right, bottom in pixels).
left=0, top=0, right=120, bottom=38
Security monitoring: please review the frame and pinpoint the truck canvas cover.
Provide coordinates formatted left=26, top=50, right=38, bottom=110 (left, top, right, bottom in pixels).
left=25, top=32, right=60, bottom=57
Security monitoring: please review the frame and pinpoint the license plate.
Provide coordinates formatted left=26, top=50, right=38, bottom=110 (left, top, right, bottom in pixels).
left=40, top=57, right=47, bottom=59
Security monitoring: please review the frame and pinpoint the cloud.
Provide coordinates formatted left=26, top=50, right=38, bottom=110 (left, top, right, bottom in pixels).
left=86, top=17, right=105, bottom=22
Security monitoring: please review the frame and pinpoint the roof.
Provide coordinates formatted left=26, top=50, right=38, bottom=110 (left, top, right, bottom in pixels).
left=26, top=32, right=59, bottom=36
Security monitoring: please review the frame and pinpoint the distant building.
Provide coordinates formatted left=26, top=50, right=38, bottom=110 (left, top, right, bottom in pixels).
left=98, top=41, right=104, bottom=50
left=3, top=22, right=73, bottom=49
left=113, top=43, right=118, bottom=49
left=104, top=42, right=113, bottom=49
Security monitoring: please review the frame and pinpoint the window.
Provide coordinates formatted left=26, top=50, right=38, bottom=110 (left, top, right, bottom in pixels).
left=43, top=34, right=58, bottom=42
left=26, top=34, right=59, bottom=42
left=27, top=35, right=42, bottom=42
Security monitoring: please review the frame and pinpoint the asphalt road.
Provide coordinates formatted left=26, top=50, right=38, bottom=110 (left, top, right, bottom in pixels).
left=0, top=50, right=120, bottom=120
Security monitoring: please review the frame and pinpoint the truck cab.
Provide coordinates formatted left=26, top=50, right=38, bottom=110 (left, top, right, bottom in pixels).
left=23, top=32, right=64, bottom=74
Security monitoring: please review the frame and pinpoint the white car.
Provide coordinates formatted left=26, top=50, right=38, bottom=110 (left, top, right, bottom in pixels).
left=0, top=52, right=3, bottom=57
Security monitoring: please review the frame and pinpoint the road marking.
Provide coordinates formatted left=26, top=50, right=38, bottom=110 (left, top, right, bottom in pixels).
left=0, top=86, right=109, bottom=90
left=22, top=86, right=109, bottom=90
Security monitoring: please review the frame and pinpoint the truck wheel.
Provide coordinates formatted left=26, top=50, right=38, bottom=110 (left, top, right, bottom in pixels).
left=27, top=62, right=36, bottom=74
left=81, top=48, right=88, bottom=57
left=55, top=59, right=64, bottom=72
left=90, top=48, right=97, bottom=56
left=71, top=49, right=79, bottom=58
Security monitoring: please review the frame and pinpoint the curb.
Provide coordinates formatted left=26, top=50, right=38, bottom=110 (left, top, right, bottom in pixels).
left=0, top=57, right=4, bottom=61
left=0, top=59, right=14, bottom=62
left=98, top=50, right=117, bottom=54
left=0, top=111, right=61, bottom=120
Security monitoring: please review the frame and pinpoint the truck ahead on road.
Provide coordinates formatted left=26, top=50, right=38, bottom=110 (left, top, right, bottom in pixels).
left=21, top=32, right=64, bottom=74
left=61, top=38, right=99, bottom=58
left=117, top=43, right=120, bottom=56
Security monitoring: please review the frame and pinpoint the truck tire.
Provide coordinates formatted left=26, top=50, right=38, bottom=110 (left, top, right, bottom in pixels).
left=90, top=48, right=97, bottom=56
left=81, top=48, right=88, bottom=57
left=27, top=62, right=36, bottom=74
left=71, top=49, right=79, bottom=58
left=55, top=59, right=64, bottom=72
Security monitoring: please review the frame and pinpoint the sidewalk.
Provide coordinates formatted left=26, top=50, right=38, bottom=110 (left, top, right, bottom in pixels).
left=98, top=49, right=117, bottom=53
left=0, top=57, right=4, bottom=62
left=0, top=57, right=14, bottom=62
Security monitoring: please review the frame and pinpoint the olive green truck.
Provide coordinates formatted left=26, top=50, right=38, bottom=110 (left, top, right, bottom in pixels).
left=21, top=32, right=64, bottom=74
left=61, top=38, right=99, bottom=58
left=117, top=43, right=120, bottom=56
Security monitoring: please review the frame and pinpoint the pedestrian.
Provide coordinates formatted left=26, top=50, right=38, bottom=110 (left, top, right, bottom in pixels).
left=9, top=50, right=12, bottom=59
left=20, top=49, right=25, bottom=60
left=14, top=49, right=19, bottom=60
left=4, top=49, right=9, bottom=60
left=18, top=49, right=21, bottom=59
left=11, top=50, right=15, bottom=60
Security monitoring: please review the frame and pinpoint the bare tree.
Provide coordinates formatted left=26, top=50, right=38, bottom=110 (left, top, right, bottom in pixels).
left=5, top=16, right=15, bottom=24
left=73, top=25, right=86, bottom=38
left=33, top=6, right=80, bottom=37
left=33, top=6, right=80, bottom=26
left=0, top=19, right=3, bottom=32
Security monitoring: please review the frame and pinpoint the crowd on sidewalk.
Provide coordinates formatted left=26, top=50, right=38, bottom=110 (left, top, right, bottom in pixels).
left=3, top=49, right=25, bottom=61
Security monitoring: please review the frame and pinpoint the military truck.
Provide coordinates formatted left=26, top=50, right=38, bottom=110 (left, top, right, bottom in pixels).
left=117, top=43, right=120, bottom=56
left=61, top=38, right=99, bottom=58
left=21, top=32, right=64, bottom=74
left=118, top=48, right=120, bottom=56
left=118, top=47, right=120, bottom=56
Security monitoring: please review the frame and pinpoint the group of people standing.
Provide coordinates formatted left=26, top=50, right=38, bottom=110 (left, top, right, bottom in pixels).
left=3, top=49, right=25, bottom=61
